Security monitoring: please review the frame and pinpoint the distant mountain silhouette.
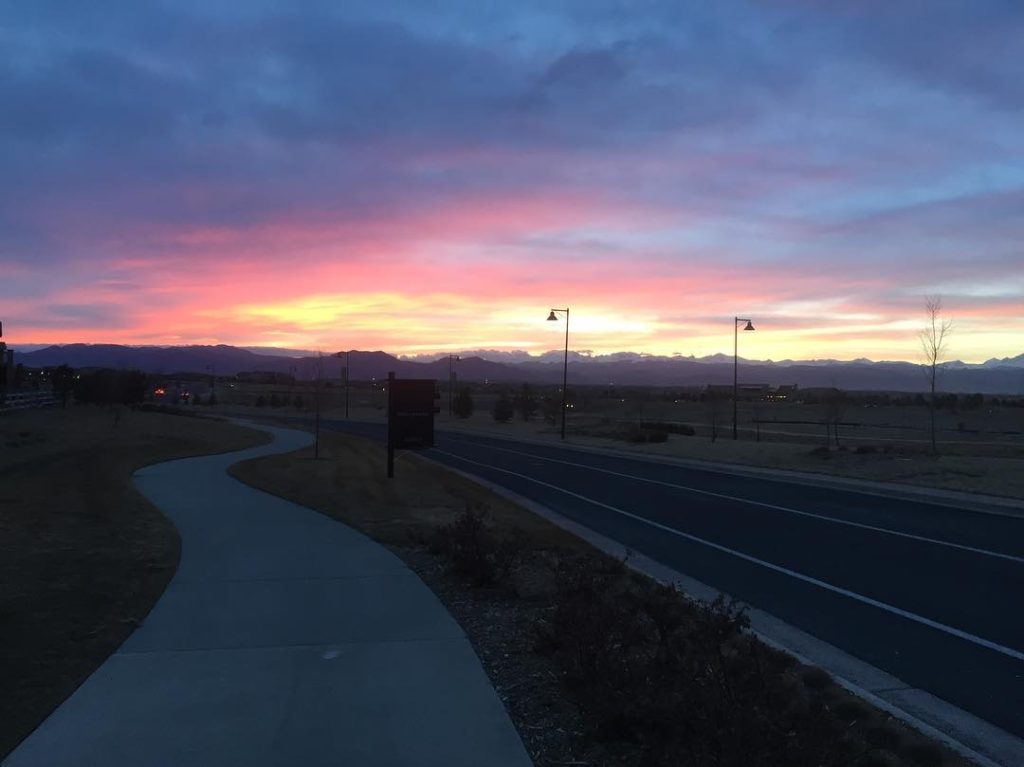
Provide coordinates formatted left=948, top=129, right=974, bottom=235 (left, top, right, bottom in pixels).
left=15, top=344, right=1024, bottom=394
left=978, top=352, right=1024, bottom=369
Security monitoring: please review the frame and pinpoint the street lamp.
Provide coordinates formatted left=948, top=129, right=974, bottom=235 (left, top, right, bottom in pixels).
left=733, top=317, right=755, bottom=440
left=314, top=352, right=323, bottom=459
left=448, top=354, right=460, bottom=416
left=334, top=351, right=349, bottom=418
left=547, top=307, right=570, bottom=440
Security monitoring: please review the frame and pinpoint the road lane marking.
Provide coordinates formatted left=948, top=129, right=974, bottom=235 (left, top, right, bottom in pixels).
left=432, top=448, right=1024, bottom=663
left=439, top=437, right=1024, bottom=565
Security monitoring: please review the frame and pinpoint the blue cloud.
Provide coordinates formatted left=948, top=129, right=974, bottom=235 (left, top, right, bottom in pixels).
left=1, top=0, right=1022, bottom=319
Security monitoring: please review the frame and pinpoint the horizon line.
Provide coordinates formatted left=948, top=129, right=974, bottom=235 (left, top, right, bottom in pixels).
left=7, top=341, right=1022, bottom=368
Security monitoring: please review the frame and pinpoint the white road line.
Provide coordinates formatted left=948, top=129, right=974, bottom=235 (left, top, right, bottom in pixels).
left=432, top=448, right=1024, bottom=663
left=440, top=438, right=1024, bottom=565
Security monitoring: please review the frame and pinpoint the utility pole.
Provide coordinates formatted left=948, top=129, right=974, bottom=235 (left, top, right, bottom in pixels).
left=448, top=354, right=460, bottom=416
left=314, top=353, right=323, bottom=459
left=335, top=351, right=350, bottom=418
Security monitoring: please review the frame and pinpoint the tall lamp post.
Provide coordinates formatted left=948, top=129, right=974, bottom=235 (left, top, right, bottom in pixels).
left=334, top=351, right=349, bottom=418
left=546, top=307, right=570, bottom=440
left=448, top=354, right=460, bottom=416
left=733, top=317, right=755, bottom=440
left=314, top=352, right=323, bottom=459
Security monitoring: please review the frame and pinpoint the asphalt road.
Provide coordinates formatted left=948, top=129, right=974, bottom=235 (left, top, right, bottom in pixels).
left=320, top=419, right=1024, bottom=740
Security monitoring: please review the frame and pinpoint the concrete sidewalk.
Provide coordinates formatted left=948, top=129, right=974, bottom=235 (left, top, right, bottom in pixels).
left=5, top=423, right=531, bottom=767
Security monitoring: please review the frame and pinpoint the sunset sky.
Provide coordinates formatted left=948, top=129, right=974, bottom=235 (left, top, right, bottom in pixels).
left=2, top=1, right=1022, bottom=362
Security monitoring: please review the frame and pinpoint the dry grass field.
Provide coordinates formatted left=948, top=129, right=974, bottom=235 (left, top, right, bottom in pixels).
left=438, top=413, right=1024, bottom=500
left=0, top=405, right=266, bottom=759
left=217, top=377, right=1024, bottom=500
left=229, top=426, right=581, bottom=549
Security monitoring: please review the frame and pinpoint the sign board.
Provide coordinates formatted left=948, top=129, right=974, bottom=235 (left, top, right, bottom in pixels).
left=386, top=373, right=438, bottom=476
left=389, top=377, right=436, bottom=449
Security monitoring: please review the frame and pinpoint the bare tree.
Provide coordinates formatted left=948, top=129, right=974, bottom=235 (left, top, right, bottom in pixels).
left=750, top=395, right=762, bottom=442
left=314, top=351, right=324, bottom=459
left=822, top=388, right=848, bottom=448
left=705, top=392, right=727, bottom=442
left=920, top=296, right=953, bottom=454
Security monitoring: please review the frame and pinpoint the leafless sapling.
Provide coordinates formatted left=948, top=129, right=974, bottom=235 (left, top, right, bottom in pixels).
left=919, top=296, right=953, bottom=454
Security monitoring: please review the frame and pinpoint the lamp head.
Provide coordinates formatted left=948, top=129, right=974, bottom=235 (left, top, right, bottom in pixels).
left=547, top=310, right=559, bottom=321
left=743, top=320, right=755, bottom=331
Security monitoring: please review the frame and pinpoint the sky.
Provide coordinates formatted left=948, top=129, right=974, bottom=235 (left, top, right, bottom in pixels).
left=1, top=1, right=1022, bottom=362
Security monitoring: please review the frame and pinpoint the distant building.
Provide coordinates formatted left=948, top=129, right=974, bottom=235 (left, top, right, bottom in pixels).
left=703, top=384, right=733, bottom=399
left=237, top=370, right=295, bottom=384
left=767, top=384, right=799, bottom=402
left=738, top=383, right=771, bottom=399
left=704, top=383, right=796, bottom=402
left=796, top=386, right=844, bottom=404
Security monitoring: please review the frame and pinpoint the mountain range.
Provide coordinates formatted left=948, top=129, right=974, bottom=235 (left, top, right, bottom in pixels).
left=11, top=344, right=1024, bottom=394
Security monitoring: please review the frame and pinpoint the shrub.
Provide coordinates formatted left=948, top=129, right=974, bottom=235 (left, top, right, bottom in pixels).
left=492, top=393, right=515, bottom=423
left=640, top=420, right=696, bottom=436
left=542, top=394, right=561, bottom=425
left=799, top=666, right=832, bottom=691
left=73, top=369, right=149, bottom=406
left=514, top=384, right=538, bottom=421
left=902, top=741, right=944, bottom=767
left=453, top=387, right=474, bottom=418
left=430, top=503, right=523, bottom=586
left=535, top=558, right=858, bottom=766
left=622, top=425, right=668, bottom=443
left=614, top=423, right=669, bottom=443
left=863, top=722, right=903, bottom=752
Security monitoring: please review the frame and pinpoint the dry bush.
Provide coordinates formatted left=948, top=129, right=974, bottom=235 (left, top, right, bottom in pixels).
left=429, top=502, right=525, bottom=586
left=639, top=420, right=697, bottom=436
left=534, top=557, right=871, bottom=767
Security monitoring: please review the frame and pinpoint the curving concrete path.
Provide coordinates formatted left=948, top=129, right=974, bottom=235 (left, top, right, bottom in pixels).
left=5, top=423, right=531, bottom=767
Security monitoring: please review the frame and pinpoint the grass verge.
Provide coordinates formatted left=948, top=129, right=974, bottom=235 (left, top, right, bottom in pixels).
left=231, top=429, right=967, bottom=767
left=0, top=405, right=267, bottom=758
left=227, top=404, right=1024, bottom=500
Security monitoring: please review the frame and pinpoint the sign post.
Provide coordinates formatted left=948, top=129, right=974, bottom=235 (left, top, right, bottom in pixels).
left=386, top=372, right=439, bottom=478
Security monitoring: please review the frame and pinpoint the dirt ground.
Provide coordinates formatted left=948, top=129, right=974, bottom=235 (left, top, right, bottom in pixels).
left=0, top=405, right=266, bottom=759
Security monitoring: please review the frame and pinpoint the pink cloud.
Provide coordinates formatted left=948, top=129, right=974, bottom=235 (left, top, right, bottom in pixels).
left=7, top=173, right=1022, bottom=362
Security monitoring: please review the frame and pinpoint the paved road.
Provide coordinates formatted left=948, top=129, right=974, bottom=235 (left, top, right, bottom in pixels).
left=5, top=423, right=530, bottom=767
left=323, top=419, right=1024, bottom=745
